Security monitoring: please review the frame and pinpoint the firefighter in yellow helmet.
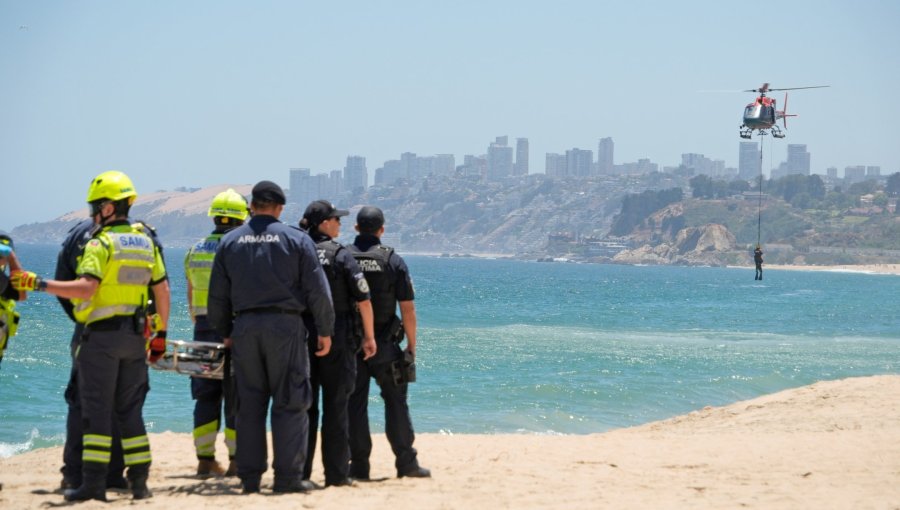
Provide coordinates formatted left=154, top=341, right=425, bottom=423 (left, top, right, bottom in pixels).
left=12, top=171, right=170, bottom=502
left=184, top=188, right=248, bottom=477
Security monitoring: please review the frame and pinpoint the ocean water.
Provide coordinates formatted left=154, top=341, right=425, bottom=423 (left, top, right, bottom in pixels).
left=1, top=245, right=898, bottom=457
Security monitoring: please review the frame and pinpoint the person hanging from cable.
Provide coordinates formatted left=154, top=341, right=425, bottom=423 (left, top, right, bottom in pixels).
left=754, top=245, right=764, bottom=281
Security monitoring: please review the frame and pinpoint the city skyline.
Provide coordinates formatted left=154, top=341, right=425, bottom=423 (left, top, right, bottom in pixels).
left=282, top=135, right=889, bottom=182
left=2, top=1, right=899, bottom=229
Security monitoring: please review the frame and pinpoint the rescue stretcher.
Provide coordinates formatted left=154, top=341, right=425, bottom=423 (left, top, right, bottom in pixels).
left=149, top=340, right=226, bottom=380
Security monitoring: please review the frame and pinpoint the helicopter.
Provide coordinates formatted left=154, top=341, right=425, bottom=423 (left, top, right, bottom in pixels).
left=739, top=83, right=828, bottom=139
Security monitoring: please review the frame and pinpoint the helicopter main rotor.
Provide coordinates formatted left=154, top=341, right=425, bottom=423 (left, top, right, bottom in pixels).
left=744, top=83, right=829, bottom=96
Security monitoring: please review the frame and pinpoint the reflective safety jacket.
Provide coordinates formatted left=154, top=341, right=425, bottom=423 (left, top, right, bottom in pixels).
left=73, top=222, right=167, bottom=325
left=0, top=295, right=19, bottom=353
left=184, top=233, right=223, bottom=318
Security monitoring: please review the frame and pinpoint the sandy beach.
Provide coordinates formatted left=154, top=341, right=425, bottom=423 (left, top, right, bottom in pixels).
left=740, top=263, right=900, bottom=276
left=1, top=375, right=898, bottom=509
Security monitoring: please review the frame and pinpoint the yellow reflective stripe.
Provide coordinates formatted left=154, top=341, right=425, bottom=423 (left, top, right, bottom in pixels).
left=193, top=420, right=219, bottom=438
left=83, top=434, right=113, bottom=448
left=83, top=450, right=111, bottom=463
left=115, top=252, right=155, bottom=263
left=188, top=260, right=214, bottom=269
left=84, top=305, right=140, bottom=325
left=193, top=420, right=219, bottom=456
left=124, top=451, right=152, bottom=465
left=224, top=427, right=237, bottom=456
left=122, top=435, right=150, bottom=450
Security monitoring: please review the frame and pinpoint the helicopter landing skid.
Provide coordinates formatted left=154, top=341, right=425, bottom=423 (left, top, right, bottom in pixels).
left=739, top=126, right=753, bottom=139
left=771, top=126, right=785, bottom=138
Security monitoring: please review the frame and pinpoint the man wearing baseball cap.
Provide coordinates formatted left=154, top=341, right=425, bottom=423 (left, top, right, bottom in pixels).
left=299, top=200, right=377, bottom=487
left=346, top=206, right=430, bottom=479
left=208, top=180, right=333, bottom=494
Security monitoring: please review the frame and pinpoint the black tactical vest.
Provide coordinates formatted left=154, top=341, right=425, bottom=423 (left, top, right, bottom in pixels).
left=316, top=239, right=353, bottom=314
left=347, top=244, right=396, bottom=327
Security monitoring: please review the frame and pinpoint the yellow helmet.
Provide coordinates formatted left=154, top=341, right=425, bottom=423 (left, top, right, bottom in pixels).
left=208, top=188, right=249, bottom=221
left=86, top=171, right=137, bottom=204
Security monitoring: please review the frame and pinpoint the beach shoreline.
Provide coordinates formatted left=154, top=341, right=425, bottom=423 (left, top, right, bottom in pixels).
left=731, top=263, right=900, bottom=276
left=1, top=375, right=898, bottom=509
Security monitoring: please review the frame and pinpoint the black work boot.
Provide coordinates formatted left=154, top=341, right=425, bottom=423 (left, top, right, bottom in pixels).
left=64, top=464, right=107, bottom=502
left=130, top=477, right=152, bottom=500
left=128, top=465, right=152, bottom=500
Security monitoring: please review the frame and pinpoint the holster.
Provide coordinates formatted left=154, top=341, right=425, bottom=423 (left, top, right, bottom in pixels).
left=367, top=314, right=404, bottom=374
left=389, top=350, right=416, bottom=386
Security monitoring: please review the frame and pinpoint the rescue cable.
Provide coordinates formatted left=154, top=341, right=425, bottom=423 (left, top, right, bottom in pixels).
left=756, top=132, right=765, bottom=246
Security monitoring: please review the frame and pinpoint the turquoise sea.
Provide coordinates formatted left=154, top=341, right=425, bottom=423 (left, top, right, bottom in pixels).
left=2, top=244, right=898, bottom=457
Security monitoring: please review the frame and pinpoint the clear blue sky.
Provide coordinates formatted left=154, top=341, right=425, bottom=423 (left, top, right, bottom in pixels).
left=2, top=1, right=898, bottom=230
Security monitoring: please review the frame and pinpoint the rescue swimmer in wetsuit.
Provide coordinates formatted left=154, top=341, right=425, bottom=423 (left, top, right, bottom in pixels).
left=184, top=189, right=248, bottom=477
left=346, top=206, right=430, bottom=480
left=298, top=200, right=377, bottom=487
left=207, top=180, right=334, bottom=494
left=754, top=245, right=764, bottom=281
left=12, top=171, right=170, bottom=502
left=0, top=232, right=24, bottom=368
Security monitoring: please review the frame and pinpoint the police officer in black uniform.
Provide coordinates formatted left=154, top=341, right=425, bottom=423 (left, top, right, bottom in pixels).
left=347, top=206, right=430, bottom=480
left=298, top=200, right=377, bottom=487
left=207, top=181, right=335, bottom=494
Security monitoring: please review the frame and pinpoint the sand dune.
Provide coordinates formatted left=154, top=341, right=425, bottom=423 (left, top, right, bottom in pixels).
left=1, top=375, right=898, bottom=509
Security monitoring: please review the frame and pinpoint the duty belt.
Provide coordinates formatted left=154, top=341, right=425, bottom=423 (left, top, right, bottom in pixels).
left=88, top=315, right=136, bottom=331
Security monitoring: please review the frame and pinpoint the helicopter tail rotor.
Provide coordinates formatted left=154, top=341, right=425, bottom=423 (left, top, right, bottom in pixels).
left=777, top=92, right=798, bottom=129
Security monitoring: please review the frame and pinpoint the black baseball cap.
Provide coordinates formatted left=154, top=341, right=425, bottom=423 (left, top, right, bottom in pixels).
left=303, top=200, right=349, bottom=226
left=356, top=206, right=385, bottom=231
left=251, top=180, right=286, bottom=205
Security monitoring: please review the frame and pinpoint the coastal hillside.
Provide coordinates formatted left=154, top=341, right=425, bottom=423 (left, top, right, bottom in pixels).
left=11, top=184, right=254, bottom=248
left=10, top=173, right=900, bottom=265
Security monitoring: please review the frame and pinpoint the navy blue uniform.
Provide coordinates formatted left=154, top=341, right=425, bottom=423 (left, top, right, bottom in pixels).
left=302, top=231, right=371, bottom=485
left=208, top=215, right=334, bottom=489
left=347, top=233, right=422, bottom=478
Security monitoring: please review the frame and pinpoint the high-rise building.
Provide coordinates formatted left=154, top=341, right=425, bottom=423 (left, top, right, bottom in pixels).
left=826, top=167, right=838, bottom=179
left=460, top=154, right=487, bottom=178
left=487, top=136, right=514, bottom=181
left=786, top=144, right=811, bottom=176
left=597, top=137, right=614, bottom=175
left=289, top=168, right=311, bottom=204
left=866, top=166, right=881, bottom=178
left=681, top=153, right=724, bottom=177
left=545, top=153, right=566, bottom=178
left=344, top=155, right=368, bottom=192
left=289, top=168, right=338, bottom=207
left=514, top=138, right=529, bottom=176
left=844, top=165, right=866, bottom=184
left=738, top=142, right=761, bottom=180
left=566, top=148, right=593, bottom=178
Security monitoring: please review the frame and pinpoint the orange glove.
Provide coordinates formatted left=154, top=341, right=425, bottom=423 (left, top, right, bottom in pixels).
left=11, top=270, right=44, bottom=291
left=147, top=331, right=167, bottom=363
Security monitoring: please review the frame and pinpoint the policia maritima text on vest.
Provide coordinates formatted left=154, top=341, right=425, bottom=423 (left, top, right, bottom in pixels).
left=184, top=188, right=249, bottom=477
left=299, top=199, right=377, bottom=487
left=347, top=206, right=430, bottom=479
left=12, top=171, right=171, bottom=502
left=207, top=180, right=335, bottom=494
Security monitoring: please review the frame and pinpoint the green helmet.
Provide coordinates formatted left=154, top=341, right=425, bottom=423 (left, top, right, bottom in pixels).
left=86, top=171, right=137, bottom=204
left=208, top=188, right=249, bottom=221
